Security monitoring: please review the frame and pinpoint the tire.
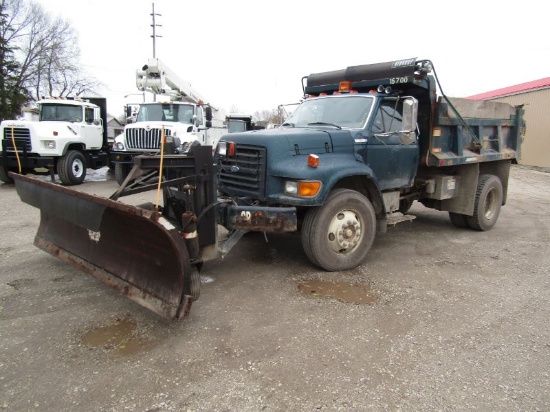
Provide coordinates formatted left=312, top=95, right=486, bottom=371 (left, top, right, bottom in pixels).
left=466, top=174, right=503, bottom=231
left=189, top=265, right=201, bottom=302
left=301, top=188, right=376, bottom=271
left=114, top=163, right=132, bottom=185
left=184, top=141, right=200, bottom=155
left=0, top=166, right=14, bottom=184
left=58, top=150, right=86, bottom=185
left=448, top=212, right=469, bottom=228
left=399, top=198, right=413, bottom=214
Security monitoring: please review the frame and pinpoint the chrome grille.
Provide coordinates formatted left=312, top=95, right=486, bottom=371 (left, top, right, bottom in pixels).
left=125, top=127, right=172, bottom=150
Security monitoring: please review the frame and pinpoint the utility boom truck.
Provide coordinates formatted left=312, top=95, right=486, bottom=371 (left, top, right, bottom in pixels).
left=11, top=58, right=523, bottom=320
left=0, top=97, right=109, bottom=185
left=111, top=58, right=227, bottom=184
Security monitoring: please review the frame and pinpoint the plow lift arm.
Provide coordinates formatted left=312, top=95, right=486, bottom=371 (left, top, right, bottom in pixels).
left=136, top=57, right=206, bottom=104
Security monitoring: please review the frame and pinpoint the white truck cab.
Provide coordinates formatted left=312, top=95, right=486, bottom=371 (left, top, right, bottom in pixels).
left=0, top=98, right=108, bottom=185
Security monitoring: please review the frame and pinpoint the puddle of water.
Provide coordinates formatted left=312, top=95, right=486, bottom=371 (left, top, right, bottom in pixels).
left=81, top=319, right=156, bottom=356
left=298, top=279, right=378, bottom=304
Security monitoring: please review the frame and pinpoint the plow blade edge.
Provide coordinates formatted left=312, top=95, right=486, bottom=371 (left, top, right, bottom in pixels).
left=12, top=173, right=193, bottom=320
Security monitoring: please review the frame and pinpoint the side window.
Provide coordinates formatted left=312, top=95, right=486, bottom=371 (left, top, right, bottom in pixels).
left=85, top=108, right=94, bottom=123
left=372, top=100, right=403, bottom=133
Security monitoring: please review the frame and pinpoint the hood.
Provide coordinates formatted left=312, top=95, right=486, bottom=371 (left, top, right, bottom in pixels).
left=223, top=127, right=354, bottom=155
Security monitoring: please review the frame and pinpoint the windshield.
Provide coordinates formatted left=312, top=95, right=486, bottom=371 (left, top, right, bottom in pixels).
left=284, top=95, right=374, bottom=129
left=40, top=104, right=83, bottom=122
left=228, top=120, right=247, bottom=133
left=136, top=103, right=195, bottom=123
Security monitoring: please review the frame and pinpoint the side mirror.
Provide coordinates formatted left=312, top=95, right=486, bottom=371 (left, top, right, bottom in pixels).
left=205, top=106, right=213, bottom=121
left=400, top=97, right=418, bottom=145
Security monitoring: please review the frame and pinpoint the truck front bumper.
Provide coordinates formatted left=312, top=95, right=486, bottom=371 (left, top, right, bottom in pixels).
left=221, top=204, right=297, bottom=232
left=110, top=151, right=140, bottom=165
left=1, top=152, right=54, bottom=169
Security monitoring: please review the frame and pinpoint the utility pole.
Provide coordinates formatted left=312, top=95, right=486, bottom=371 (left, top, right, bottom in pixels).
left=150, top=3, right=162, bottom=101
left=151, top=3, right=162, bottom=58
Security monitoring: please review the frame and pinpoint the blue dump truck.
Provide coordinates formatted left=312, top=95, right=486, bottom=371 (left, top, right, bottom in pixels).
left=11, top=58, right=524, bottom=319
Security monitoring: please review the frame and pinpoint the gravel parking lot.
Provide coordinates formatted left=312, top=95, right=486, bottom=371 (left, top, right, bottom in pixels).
left=1, top=164, right=549, bottom=411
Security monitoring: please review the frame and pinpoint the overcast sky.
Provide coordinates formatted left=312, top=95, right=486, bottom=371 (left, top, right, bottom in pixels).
left=34, top=0, right=549, bottom=117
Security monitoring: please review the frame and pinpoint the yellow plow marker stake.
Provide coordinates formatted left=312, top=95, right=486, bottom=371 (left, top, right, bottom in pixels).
left=155, top=125, right=166, bottom=210
left=11, top=125, right=22, bottom=173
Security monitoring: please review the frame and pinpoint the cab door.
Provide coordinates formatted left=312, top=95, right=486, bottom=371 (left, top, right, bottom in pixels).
left=81, top=106, right=103, bottom=149
left=365, top=98, right=418, bottom=190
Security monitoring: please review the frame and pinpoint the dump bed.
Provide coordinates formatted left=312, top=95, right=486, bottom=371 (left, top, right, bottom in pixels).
left=424, top=97, right=523, bottom=167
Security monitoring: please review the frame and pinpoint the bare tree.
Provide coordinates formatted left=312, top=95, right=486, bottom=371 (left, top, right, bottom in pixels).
left=253, top=108, right=285, bottom=126
left=2, top=0, right=100, bottom=104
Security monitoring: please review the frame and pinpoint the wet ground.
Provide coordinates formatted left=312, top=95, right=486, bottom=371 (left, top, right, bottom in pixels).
left=0, top=164, right=549, bottom=411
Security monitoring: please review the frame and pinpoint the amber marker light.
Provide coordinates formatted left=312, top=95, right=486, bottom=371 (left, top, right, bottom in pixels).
left=298, top=181, right=321, bottom=197
left=307, top=154, right=319, bottom=168
left=339, top=81, right=352, bottom=93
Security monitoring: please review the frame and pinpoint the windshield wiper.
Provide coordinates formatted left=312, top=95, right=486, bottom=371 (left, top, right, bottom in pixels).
left=307, top=122, right=341, bottom=129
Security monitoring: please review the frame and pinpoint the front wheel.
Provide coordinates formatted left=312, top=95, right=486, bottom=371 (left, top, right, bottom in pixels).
left=114, top=163, right=133, bottom=185
left=301, top=189, right=376, bottom=271
left=0, top=166, right=14, bottom=184
left=466, top=174, right=503, bottom=231
left=58, top=150, right=86, bottom=185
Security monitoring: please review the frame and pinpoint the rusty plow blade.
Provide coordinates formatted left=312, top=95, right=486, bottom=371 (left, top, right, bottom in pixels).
left=12, top=173, right=194, bottom=319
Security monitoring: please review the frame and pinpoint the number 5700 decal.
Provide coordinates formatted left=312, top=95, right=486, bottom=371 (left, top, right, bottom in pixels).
left=389, top=77, right=409, bottom=84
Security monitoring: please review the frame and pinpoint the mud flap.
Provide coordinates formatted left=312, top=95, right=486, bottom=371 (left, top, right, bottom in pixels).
left=12, top=173, right=194, bottom=320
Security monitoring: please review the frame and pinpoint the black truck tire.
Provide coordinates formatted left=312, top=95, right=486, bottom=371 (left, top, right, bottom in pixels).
left=114, top=163, right=132, bottom=185
left=58, top=150, right=86, bottom=185
left=301, top=188, right=376, bottom=271
left=448, top=212, right=469, bottom=228
left=466, top=174, right=503, bottom=231
left=0, top=166, right=14, bottom=184
left=189, top=265, right=201, bottom=302
left=399, top=198, right=414, bottom=214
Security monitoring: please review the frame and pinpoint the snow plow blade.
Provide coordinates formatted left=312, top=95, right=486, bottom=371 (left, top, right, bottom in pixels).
left=12, top=173, right=194, bottom=320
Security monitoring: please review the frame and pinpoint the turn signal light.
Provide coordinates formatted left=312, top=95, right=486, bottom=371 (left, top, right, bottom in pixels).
left=298, top=181, right=321, bottom=197
left=228, top=142, right=236, bottom=157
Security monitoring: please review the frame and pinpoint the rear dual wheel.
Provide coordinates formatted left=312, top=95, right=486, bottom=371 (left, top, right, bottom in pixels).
left=448, top=174, right=503, bottom=231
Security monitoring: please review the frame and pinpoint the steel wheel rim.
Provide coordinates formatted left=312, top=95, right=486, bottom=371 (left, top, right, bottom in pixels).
left=72, top=158, right=84, bottom=178
left=484, top=187, right=497, bottom=220
left=327, top=209, right=363, bottom=254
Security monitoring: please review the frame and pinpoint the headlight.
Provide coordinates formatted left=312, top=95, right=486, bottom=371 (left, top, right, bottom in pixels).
left=285, top=181, right=298, bottom=195
left=115, top=142, right=125, bottom=150
left=218, top=141, right=227, bottom=157
left=44, top=140, right=55, bottom=149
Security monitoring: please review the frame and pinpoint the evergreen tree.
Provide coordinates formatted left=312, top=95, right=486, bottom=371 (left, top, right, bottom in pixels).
left=0, top=2, right=28, bottom=121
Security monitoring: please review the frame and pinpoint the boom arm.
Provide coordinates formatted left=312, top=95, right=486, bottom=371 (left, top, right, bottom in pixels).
left=136, top=58, right=206, bottom=104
